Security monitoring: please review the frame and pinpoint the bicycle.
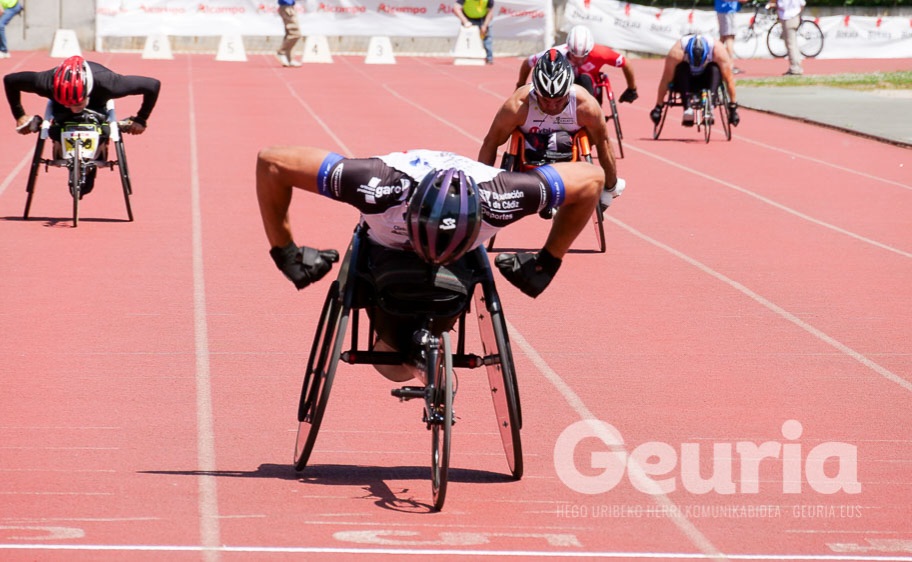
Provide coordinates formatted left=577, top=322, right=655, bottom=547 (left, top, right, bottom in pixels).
left=594, top=73, right=624, bottom=159
left=293, top=225, right=522, bottom=511
left=652, top=83, right=732, bottom=143
left=23, top=100, right=134, bottom=227
left=766, top=12, right=824, bottom=59
left=486, top=130, right=606, bottom=253
left=734, top=1, right=823, bottom=60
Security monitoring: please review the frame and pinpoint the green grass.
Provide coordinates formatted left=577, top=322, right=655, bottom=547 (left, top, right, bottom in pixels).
left=737, top=71, right=912, bottom=90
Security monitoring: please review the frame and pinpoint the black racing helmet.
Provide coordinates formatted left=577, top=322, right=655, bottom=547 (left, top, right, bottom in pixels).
left=532, top=49, right=574, bottom=99
left=406, top=168, right=482, bottom=266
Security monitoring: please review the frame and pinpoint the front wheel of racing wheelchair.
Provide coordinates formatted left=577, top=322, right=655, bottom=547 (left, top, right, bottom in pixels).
left=23, top=100, right=134, bottom=227
left=293, top=224, right=523, bottom=511
left=486, top=130, right=606, bottom=253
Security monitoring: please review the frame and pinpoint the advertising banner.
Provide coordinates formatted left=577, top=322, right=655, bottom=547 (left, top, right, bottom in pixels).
left=96, top=0, right=551, bottom=40
left=561, top=0, right=912, bottom=59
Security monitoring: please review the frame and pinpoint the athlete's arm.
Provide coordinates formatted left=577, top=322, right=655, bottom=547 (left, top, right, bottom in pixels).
left=256, top=146, right=334, bottom=248
left=538, top=161, right=603, bottom=259
left=3, top=71, right=50, bottom=121
left=478, top=87, right=530, bottom=166
left=575, top=86, right=618, bottom=189
left=712, top=42, right=737, bottom=103
left=655, top=43, right=684, bottom=107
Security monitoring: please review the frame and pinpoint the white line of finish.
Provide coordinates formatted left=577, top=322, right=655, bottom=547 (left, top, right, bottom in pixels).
left=186, top=58, right=221, bottom=562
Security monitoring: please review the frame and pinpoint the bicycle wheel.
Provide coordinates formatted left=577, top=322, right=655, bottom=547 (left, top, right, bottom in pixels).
left=23, top=135, right=46, bottom=220
left=114, top=139, right=134, bottom=222
left=607, top=97, right=624, bottom=159
left=581, top=151, right=606, bottom=253
left=474, top=289, right=523, bottom=480
left=767, top=22, right=787, bottom=58
left=293, top=281, right=347, bottom=471
left=733, top=27, right=759, bottom=60
left=797, top=19, right=823, bottom=58
left=430, top=332, right=454, bottom=511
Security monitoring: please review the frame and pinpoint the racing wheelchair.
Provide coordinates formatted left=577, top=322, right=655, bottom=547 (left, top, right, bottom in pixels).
left=652, top=83, right=733, bottom=144
left=486, top=129, right=606, bottom=253
left=293, top=224, right=523, bottom=511
left=22, top=100, right=134, bottom=227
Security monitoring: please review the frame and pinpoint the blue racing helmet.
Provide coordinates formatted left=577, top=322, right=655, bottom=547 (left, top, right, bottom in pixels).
left=685, top=35, right=711, bottom=74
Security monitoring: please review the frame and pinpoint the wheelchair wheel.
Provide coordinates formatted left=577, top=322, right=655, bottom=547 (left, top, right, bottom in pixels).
left=474, top=290, right=523, bottom=480
left=430, top=332, right=454, bottom=511
left=701, top=93, right=713, bottom=144
left=652, top=102, right=670, bottom=140
left=69, top=150, right=82, bottom=228
left=606, top=97, right=624, bottom=160
left=23, top=135, right=46, bottom=220
left=580, top=151, right=607, bottom=254
left=293, top=281, right=348, bottom=471
left=715, top=87, right=732, bottom=141
left=114, top=139, right=134, bottom=222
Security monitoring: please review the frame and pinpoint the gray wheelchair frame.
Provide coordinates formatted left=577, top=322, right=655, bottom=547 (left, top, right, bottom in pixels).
left=293, top=224, right=523, bottom=511
left=23, top=100, right=133, bottom=227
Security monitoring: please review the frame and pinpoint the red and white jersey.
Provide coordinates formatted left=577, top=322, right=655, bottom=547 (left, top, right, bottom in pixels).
left=527, top=43, right=626, bottom=83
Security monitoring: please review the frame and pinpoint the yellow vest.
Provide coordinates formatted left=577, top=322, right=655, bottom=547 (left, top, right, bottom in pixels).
left=462, top=0, right=490, bottom=19
left=1, top=0, right=20, bottom=9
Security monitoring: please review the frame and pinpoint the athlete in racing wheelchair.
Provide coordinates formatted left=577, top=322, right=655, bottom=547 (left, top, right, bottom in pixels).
left=4, top=55, right=160, bottom=223
left=256, top=145, right=603, bottom=509
left=478, top=49, right=625, bottom=252
left=650, top=34, right=740, bottom=138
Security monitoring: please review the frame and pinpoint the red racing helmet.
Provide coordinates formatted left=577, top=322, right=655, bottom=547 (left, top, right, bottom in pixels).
left=53, top=56, right=94, bottom=106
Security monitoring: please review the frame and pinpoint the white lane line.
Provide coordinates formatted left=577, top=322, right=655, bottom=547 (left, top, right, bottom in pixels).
left=505, top=325, right=726, bottom=561
left=276, top=66, right=352, bottom=155
left=0, top=150, right=30, bottom=198
left=186, top=59, right=221, bottom=562
left=734, top=136, right=912, bottom=192
left=621, top=143, right=912, bottom=260
left=608, top=215, right=912, bottom=394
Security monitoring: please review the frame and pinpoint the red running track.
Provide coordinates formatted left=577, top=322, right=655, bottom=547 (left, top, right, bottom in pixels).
left=1, top=51, right=910, bottom=561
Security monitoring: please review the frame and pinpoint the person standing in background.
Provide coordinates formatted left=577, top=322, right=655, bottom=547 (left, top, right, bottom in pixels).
left=276, top=0, right=302, bottom=67
left=0, top=0, right=24, bottom=59
left=454, top=0, right=495, bottom=64
left=715, top=0, right=745, bottom=74
left=771, top=0, right=806, bottom=75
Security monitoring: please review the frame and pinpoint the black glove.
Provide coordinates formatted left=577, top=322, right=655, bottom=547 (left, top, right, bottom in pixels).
left=650, top=104, right=663, bottom=125
left=619, top=87, right=638, bottom=103
left=269, top=242, right=339, bottom=290
left=728, top=103, right=740, bottom=127
left=495, top=249, right=562, bottom=298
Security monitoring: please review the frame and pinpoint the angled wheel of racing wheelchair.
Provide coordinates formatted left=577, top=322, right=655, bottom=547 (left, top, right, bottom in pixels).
left=293, top=225, right=523, bottom=508
left=652, top=90, right=679, bottom=140
left=22, top=101, right=134, bottom=227
left=487, top=130, right=605, bottom=253
left=596, top=73, right=624, bottom=159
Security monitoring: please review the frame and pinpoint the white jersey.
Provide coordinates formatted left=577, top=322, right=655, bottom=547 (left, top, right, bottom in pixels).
left=521, top=87, right=580, bottom=153
left=378, top=150, right=502, bottom=184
